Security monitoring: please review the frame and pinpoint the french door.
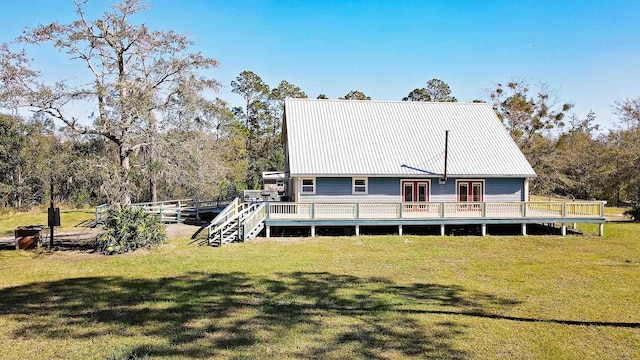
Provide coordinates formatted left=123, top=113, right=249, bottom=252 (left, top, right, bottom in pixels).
left=402, top=180, right=429, bottom=210
left=457, top=181, right=483, bottom=210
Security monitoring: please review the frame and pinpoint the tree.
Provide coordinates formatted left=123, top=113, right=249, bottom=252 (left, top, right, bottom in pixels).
left=0, top=0, right=219, bottom=206
left=614, top=97, right=640, bottom=129
left=231, top=70, right=269, bottom=149
left=340, top=90, right=371, bottom=100
left=268, top=81, right=307, bottom=171
left=489, top=80, right=572, bottom=196
left=490, top=80, right=572, bottom=147
left=316, top=94, right=328, bottom=99
left=231, top=71, right=270, bottom=189
left=554, top=111, right=603, bottom=199
left=0, top=114, right=25, bottom=207
left=403, top=79, right=457, bottom=102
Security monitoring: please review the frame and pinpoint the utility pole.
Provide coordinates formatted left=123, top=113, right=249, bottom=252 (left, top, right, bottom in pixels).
left=48, top=175, right=60, bottom=248
left=49, top=175, right=54, bottom=248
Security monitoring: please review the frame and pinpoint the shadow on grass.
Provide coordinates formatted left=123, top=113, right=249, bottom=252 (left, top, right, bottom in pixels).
left=1, top=271, right=630, bottom=359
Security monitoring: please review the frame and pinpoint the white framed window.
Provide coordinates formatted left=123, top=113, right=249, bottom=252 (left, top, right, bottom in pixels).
left=300, top=177, right=315, bottom=194
left=352, top=177, right=368, bottom=194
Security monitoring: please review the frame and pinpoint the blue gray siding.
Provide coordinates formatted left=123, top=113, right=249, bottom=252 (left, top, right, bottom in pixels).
left=485, top=178, right=524, bottom=201
left=299, top=177, right=400, bottom=203
left=430, top=181, right=456, bottom=202
left=297, top=176, right=525, bottom=203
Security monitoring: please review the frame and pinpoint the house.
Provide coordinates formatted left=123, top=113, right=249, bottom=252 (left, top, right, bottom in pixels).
left=205, top=99, right=605, bottom=245
left=283, top=98, right=536, bottom=205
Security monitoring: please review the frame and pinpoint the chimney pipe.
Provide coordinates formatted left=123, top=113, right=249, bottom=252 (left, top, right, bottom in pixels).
left=442, top=130, right=449, bottom=182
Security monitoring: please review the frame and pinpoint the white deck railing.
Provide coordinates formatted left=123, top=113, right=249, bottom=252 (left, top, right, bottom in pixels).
left=266, top=201, right=605, bottom=221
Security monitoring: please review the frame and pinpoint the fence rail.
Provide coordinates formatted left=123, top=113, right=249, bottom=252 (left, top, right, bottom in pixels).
left=95, top=198, right=232, bottom=225
left=266, top=201, right=605, bottom=221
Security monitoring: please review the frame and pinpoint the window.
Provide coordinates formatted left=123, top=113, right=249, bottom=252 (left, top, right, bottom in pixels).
left=352, top=177, right=368, bottom=194
left=300, top=178, right=315, bottom=194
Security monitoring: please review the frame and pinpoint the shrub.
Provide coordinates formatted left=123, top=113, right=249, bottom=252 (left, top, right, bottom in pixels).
left=624, top=201, right=640, bottom=222
left=96, top=207, right=166, bottom=255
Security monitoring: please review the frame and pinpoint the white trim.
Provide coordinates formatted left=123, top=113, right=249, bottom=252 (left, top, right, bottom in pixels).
left=400, top=179, right=432, bottom=202
left=300, top=177, right=316, bottom=194
left=352, top=177, right=368, bottom=195
left=455, top=179, right=485, bottom=202
left=289, top=174, right=537, bottom=178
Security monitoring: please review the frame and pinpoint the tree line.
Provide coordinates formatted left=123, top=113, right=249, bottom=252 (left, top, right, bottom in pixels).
left=1, top=0, right=639, bottom=211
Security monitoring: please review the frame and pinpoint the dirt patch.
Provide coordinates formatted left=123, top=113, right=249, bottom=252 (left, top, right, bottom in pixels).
left=165, top=223, right=201, bottom=240
left=0, top=228, right=101, bottom=251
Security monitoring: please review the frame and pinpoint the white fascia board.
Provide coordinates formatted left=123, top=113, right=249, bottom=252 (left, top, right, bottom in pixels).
left=290, top=173, right=536, bottom=178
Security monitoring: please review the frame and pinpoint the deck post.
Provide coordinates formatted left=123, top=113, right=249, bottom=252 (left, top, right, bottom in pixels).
left=481, top=224, right=486, bottom=236
left=482, top=202, right=486, bottom=218
left=398, top=225, right=403, bottom=236
left=440, top=224, right=445, bottom=236
left=238, top=218, right=242, bottom=241
left=356, top=203, right=360, bottom=219
left=310, top=225, right=316, bottom=237
left=600, top=202, right=605, bottom=217
left=440, top=202, right=445, bottom=218
left=599, top=223, right=604, bottom=237
left=355, top=225, right=360, bottom=236
left=561, top=223, right=566, bottom=236
left=572, top=222, right=577, bottom=229
left=399, top=203, right=403, bottom=218
left=522, top=223, right=527, bottom=236
left=266, top=225, right=271, bottom=238
left=311, top=203, right=316, bottom=219
left=562, top=202, right=566, bottom=217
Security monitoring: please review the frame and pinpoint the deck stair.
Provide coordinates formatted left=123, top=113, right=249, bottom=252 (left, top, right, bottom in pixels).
left=204, top=198, right=266, bottom=247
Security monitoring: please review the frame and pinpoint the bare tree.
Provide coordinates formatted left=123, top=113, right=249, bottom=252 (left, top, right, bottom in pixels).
left=0, top=0, right=219, bottom=206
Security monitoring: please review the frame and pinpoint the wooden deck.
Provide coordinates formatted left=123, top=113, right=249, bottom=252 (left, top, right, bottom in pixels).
left=263, top=201, right=606, bottom=236
left=95, top=199, right=230, bottom=225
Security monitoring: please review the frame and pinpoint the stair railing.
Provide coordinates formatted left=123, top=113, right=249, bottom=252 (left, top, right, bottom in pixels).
left=242, top=203, right=267, bottom=241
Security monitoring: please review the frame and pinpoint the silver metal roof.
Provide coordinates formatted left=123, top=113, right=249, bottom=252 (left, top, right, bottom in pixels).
left=284, top=98, right=536, bottom=178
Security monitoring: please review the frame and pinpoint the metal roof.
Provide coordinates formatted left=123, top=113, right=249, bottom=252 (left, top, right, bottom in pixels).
left=284, top=98, right=536, bottom=178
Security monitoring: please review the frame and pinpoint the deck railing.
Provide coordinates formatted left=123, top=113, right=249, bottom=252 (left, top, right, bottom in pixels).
left=266, top=201, right=605, bottom=221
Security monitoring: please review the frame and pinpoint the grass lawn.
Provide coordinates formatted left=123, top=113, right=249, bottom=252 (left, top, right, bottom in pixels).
left=0, top=221, right=638, bottom=359
left=0, top=208, right=96, bottom=237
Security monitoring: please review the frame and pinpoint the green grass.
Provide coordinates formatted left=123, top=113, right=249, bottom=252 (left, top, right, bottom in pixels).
left=0, top=222, right=639, bottom=359
left=0, top=208, right=96, bottom=236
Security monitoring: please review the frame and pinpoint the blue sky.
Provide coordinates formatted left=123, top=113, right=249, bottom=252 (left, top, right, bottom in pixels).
left=1, top=0, right=638, bottom=130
